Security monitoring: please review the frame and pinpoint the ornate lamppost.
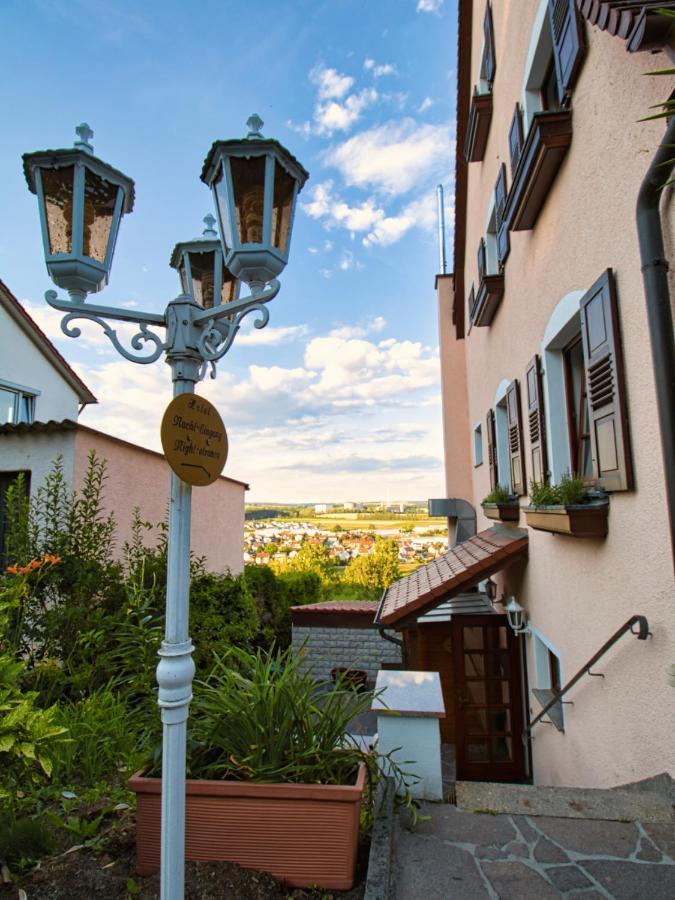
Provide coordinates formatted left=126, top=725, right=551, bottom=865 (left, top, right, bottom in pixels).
left=22, top=116, right=308, bottom=900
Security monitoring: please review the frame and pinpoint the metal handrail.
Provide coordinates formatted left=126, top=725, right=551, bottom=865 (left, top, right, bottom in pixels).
left=527, top=615, right=651, bottom=732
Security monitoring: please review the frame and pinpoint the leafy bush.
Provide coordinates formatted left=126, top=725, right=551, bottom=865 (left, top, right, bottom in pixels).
left=343, top=539, right=400, bottom=592
left=529, top=473, right=588, bottom=507
left=189, top=572, right=259, bottom=670
left=482, top=484, right=514, bottom=504
left=244, top=564, right=321, bottom=648
left=51, top=687, right=145, bottom=784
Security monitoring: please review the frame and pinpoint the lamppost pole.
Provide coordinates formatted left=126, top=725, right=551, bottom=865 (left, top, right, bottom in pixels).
left=22, top=118, right=309, bottom=900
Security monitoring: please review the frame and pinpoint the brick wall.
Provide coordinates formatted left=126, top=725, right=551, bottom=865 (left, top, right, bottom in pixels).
left=292, top=625, right=402, bottom=684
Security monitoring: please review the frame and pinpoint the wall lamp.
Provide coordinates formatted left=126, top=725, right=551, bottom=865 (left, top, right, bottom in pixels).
left=505, top=596, right=531, bottom=635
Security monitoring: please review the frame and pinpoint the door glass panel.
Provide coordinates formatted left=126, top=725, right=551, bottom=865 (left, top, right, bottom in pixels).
left=466, top=681, right=486, bottom=704
left=462, top=626, right=483, bottom=649
left=489, top=710, right=511, bottom=733
left=492, top=736, right=513, bottom=761
left=486, top=626, right=509, bottom=649
left=467, top=741, right=490, bottom=762
left=464, top=653, right=484, bottom=677
left=486, top=651, right=511, bottom=678
left=486, top=680, right=510, bottom=704
left=465, top=709, right=488, bottom=734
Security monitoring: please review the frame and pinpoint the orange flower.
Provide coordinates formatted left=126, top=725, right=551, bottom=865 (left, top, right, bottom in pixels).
left=5, top=564, right=18, bottom=575
left=43, top=554, right=61, bottom=566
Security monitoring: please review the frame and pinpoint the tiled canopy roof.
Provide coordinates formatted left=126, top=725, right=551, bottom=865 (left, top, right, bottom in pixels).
left=289, top=600, right=378, bottom=614
left=376, top=527, right=528, bottom=627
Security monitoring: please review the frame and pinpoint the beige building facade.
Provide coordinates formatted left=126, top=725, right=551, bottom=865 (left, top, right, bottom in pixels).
left=439, top=1, right=675, bottom=787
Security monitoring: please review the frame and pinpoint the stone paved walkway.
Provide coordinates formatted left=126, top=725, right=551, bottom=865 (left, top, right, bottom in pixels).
left=394, top=803, right=675, bottom=899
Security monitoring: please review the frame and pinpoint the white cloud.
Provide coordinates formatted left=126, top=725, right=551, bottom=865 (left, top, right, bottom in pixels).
left=310, top=65, right=354, bottom=100
left=418, top=96, right=434, bottom=112
left=417, top=0, right=444, bottom=13
left=314, top=87, right=378, bottom=135
left=329, top=317, right=388, bottom=340
left=324, top=119, right=453, bottom=196
left=301, top=180, right=384, bottom=232
left=364, top=58, right=397, bottom=78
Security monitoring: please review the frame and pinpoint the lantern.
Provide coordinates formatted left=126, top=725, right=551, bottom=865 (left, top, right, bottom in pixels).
left=200, top=114, right=309, bottom=290
left=170, top=215, right=240, bottom=309
left=22, top=124, right=134, bottom=297
left=505, top=596, right=529, bottom=634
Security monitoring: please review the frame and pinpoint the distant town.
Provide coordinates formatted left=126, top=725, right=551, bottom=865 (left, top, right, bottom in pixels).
left=244, top=501, right=449, bottom=571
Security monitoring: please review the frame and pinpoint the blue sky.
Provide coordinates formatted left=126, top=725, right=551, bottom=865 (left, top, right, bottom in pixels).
left=0, top=0, right=457, bottom=503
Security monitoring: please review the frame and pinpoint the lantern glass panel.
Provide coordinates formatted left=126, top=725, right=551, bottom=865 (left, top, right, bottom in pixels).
left=187, top=250, right=217, bottom=309
left=213, top=167, right=235, bottom=253
left=83, top=170, right=118, bottom=262
left=271, top=160, right=295, bottom=253
left=230, top=155, right=266, bottom=244
left=41, top=165, right=74, bottom=255
left=220, top=263, right=238, bottom=304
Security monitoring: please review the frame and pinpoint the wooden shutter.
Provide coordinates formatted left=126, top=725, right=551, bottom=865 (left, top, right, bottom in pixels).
left=526, top=355, right=548, bottom=485
left=508, top=104, right=524, bottom=178
left=506, top=380, right=526, bottom=496
left=477, top=237, right=487, bottom=282
left=486, top=409, right=498, bottom=490
left=494, top=164, right=510, bottom=268
left=579, top=269, right=633, bottom=492
left=548, top=0, right=585, bottom=104
left=481, top=2, right=496, bottom=85
left=468, top=283, right=476, bottom=323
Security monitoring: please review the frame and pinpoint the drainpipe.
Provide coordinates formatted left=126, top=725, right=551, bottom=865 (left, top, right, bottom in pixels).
left=377, top=589, right=406, bottom=667
left=636, top=114, right=675, bottom=567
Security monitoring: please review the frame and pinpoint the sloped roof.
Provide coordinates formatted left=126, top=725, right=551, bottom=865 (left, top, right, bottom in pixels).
left=0, top=280, right=96, bottom=406
left=376, top=527, right=528, bottom=627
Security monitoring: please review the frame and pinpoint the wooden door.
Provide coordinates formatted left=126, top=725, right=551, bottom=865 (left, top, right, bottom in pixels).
left=451, top=614, right=526, bottom=783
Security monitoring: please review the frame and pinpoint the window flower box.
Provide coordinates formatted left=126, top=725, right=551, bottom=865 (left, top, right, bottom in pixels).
left=481, top=500, right=520, bottom=522
left=464, top=90, right=493, bottom=162
left=129, top=764, right=366, bottom=889
left=524, top=501, right=609, bottom=537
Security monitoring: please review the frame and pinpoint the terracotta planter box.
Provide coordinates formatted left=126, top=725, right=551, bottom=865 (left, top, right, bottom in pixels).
left=524, top=503, right=608, bottom=537
left=482, top=501, right=520, bottom=522
left=128, top=764, right=366, bottom=889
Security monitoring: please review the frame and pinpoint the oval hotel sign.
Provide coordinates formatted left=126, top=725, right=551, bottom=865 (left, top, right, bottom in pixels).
left=161, top=393, right=228, bottom=486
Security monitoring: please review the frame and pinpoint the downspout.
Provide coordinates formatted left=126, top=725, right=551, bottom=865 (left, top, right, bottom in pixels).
left=636, top=114, right=675, bottom=567
left=377, top=589, right=406, bottom=667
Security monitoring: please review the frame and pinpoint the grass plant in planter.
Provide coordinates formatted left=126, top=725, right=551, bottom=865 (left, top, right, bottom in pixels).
left=481, top=484, right=520, bottom=522
left=524, top=474, right=609, bottom=537
left=129, top=645, right=411, bottom=889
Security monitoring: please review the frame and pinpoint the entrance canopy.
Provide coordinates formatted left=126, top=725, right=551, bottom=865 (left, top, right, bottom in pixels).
left=375, top=526, right=528, bottom=628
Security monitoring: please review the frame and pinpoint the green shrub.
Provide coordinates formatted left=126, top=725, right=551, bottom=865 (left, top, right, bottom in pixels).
left=529, top=473, right=588, bottom=507
left=482, top=484, right=513, bottom=504
left=189, top=572, right=259, bottom=670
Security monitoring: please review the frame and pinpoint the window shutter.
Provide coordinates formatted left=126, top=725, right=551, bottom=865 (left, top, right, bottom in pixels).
left=506, top=380, right=526, bottom=496
left=548, top=0, right=585, bottom=104
left=526, top=355, right=548, bottom=485
left=508, top=104, right=524, bottom=178
left=481, top=2, right=496, bottom=85
left=494, top=164, right=510, bottom=268
left=468, top=283, right=476, bottom=323
left=486, top=409, right=498, bottom=490
left=477, top=237, right=486, bottom=282
left=579, top=269, right=633, bottom=492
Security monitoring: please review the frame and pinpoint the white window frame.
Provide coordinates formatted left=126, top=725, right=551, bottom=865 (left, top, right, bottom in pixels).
left=484, top=196, right=499, bottom=277
left=540, top=290, right=586, bottom=484
left=473, top=421, right=484, bottom=467
left=0, top=379, right=39, bottom=425
left=530, top=626, right=566, bottom=728
left=521, top=0, right=553, bottom=133
left=494, top=378, right=512, bottom=492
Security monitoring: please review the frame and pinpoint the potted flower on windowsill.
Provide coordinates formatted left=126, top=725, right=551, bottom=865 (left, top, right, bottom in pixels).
left=129, top=645, right=412, bottom=890
left=524, top=474, right=609, bottom=537
left=481, top=484, right=520, bottom=522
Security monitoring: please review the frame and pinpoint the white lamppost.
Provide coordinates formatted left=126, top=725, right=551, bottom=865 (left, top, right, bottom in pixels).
left=22, top=116, right=309, bottom=900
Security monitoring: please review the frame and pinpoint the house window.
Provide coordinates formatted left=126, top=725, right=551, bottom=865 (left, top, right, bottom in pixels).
left=532, top=630, right=565, bottom=727
left=562, top=335, right=592, bottom=479
left=0, top=383, right=36, bottom=425
left=473, top=423, right=484, bottom=467
left=540, top=271, right=632, bottom=491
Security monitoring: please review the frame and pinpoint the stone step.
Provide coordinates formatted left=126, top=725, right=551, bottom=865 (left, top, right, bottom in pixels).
left=456, top=780, right=674, bottom=824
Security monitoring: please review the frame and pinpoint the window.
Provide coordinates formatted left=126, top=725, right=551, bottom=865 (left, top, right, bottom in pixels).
left=532, top=630, right=565, bottom=729
left=540, top=271, right=633, bottom=492
left=491, top=379, right=526, bottom=496
left=0, top=382, right=36, bottom=425
left=473, top=423, right=484, bottom=467
left=464, top=2, right=496, bottom=162
left=562, top=335, right=592, bottom=479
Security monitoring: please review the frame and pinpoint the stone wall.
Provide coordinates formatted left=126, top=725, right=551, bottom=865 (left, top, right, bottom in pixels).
left=292, top=624, right=402, bottom=684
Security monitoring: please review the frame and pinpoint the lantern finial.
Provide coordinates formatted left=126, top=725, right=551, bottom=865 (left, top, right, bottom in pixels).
left=202, top=213, right=217, bottom=236
left=246, top=114, right=264, bottom=139
left=74, top=123, right=94, bottom=155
